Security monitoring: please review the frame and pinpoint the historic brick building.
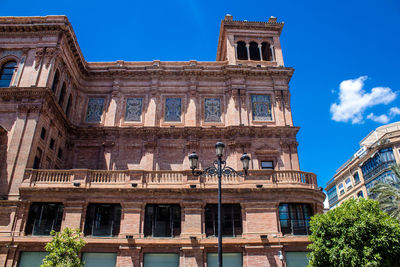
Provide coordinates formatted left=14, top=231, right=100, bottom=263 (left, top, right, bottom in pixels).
left=0, top=15, right=324, bottom=267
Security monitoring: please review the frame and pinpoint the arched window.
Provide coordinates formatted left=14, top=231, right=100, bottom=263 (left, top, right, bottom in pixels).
left=236, top=41, right=248, bottom=60
left=261, top=42, right=273, bottom=61
left=65, top=94, right=72, bottom=118
left=58, top=83, right=66, bottom=106
left=51, top=70, right=60, bottom=92
left=249, top=42, right=260, bottom=60
left=0, top=61, right=17, bottom=87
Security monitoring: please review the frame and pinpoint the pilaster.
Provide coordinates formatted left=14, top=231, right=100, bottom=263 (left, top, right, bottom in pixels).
left=119, top=202, right=143, bottom=239
left=62, top=200, right=85, bottom=230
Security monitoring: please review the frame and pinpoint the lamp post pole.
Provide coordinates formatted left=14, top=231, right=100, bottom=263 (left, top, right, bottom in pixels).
left=188, top=142, right=250, bottom=267
left=217, top=154, right=223, bottom=267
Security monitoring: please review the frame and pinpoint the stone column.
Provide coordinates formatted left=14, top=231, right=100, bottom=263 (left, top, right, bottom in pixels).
left=105, top=90, right=120, bottom=126
left=62, top=201, right=85, bottom=230
left=283, top=91, right=293, bottom=126
left=258, top=44, right=263, bottom=61
left=289, top=142, right=300, bottom=171
left=181, top=201, right=203, bottom=238
left=240, top=89, right=249, bottom=125
left=246, top=43, right=250, bottom=60
left=119, top=202, right=143, bottom=239
left=186, top=79, right=197, bottom=127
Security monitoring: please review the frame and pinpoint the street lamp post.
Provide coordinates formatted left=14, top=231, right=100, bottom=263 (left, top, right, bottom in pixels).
left=188, top=142, right=250, bottom=267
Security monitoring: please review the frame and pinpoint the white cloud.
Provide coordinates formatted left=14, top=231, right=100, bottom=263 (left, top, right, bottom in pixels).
left=390, top=107, right=400, bottom=116
left=366, top=107, right=400, bottom=124
left=323, top=197, right=329, bottom=209
left=366, top=113, right=390, bottom=124
left=330, top=76, right=397, bottom=124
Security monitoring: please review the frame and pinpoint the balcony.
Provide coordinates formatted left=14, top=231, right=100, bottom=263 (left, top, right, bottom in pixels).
left=22, top=169, right=318, bottom=190
left=362, top=160, right=395, bottom=183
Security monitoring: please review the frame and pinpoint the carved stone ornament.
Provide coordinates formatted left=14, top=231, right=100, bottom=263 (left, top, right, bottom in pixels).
left=34, top=48, right=45, bottom=69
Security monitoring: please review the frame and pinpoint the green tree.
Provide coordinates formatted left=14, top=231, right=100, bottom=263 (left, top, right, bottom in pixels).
left=307, top=198, right=400, bottom=267
left=370, top=164, right=400, bottom=222
left=41, top=227, right=86, bottom=267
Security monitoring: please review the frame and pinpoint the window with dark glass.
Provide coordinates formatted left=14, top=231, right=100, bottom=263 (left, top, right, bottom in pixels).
left=205, top=204, right=242, bottom=237
left=40, top=127, right=46, bottom=140
left=51, top=70, right=60, bottom=92
left=144, top=204, right=181, bottom=237
left=49, top=138, right=55, bottom=150
left=357, top=191, right=364, bottom=198
left=279, top=203, right=312, bottom=235
left=261, top=161, right=274, bottom=170
left=84, top=204, right=121, bottom=237
left=353, top=172, right=360, bottom=184
left=65, top=95, right=72, bottom=117
left=57, top=148, right=63, bottom=159
left=338, top=183, right=345, bottom=195
left=25, top=203, right=63, bottom=235
left=58, top=82, right=66, bottom=106
left=33, top=148, right=42, bottom=169
left=0, top=61, right=17, bottom=87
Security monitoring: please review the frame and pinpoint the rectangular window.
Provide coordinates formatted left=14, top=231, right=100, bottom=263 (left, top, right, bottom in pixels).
left=165, top=98, right=181, bottom=122
left=85, top=98, right=105, bottom=123
left=207, top=253, right=242, bottom=267
left=57, top=148, right=63, bottom=159
left=25, top=203, right=63, bottom=236
left=204, top=98, right=222, bottom=122
left=338, top=183, right=345, bottom=195
left=125, top=97, right=143, bottom=122
left=205, top=204, right=242, bottom=237
left=49, top=138, right=55, bottom=150
left=33, top=148, right=42, bottom=169
left=144, top=204, right=181, bottom=237
left=261, top=161, right=274, bottom=170
left=18, top=252, right=48, bottom=267
left=251, top=95, right=272, bottom=121
left=143, top=253, right=179, bottom=267
left=285, top=252, right=309, bottom=267
left=345, top=177, right=352, bottom=190
left=84, top=204, right=121, bottom=237
left=279, top=203, right=312, bottom=235
left=353, top=172, right=360, bottom=184
left=40, top=127, right=46, bottom=140
left=82, top=253, right=117, bottom=267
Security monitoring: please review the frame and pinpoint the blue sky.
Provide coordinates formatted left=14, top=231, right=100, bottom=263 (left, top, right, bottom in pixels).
left=2, top=0, right=399, bottom=189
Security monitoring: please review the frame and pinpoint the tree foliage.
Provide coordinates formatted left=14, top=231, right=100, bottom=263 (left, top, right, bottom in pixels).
left=307, top=198, right=400, bottom=267
left=370, top=164, right=400, bottom=222
left=41, top=227, right=86, bottom=267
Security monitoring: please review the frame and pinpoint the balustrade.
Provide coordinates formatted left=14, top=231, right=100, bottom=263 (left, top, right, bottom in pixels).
left=23, top=169, right=318, bottom=189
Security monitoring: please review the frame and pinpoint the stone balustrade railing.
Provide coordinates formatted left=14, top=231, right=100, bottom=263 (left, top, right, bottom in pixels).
left=22, top=169, right=318, bottom=189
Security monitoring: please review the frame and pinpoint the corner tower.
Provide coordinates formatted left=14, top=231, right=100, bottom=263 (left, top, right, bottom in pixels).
left=216, top=14, right=285, bottom=66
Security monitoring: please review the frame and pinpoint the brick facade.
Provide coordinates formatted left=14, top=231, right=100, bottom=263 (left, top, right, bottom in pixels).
left=0, top=15, right=324, bottom=266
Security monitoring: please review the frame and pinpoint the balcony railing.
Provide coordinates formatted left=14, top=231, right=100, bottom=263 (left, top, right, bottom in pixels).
left=362, top=160, right=395, bottom=183
left=22, top=169, right=318, bottom=189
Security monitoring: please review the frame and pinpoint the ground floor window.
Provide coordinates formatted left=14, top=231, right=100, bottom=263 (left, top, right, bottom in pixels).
left=84, top=204, right=121, bottom=237
left=25, top=203, right=63, bottom=236
left=82, top=253, right=116, bottom=267
left=279, top=203, right=312, bottom=235
left=207, top=253, right=242, bottom=267
left=18, top=252, right=47, bottom=267
left=285, top=251, right=309, bottom=267
left=143, top=253, right=179, bottom=267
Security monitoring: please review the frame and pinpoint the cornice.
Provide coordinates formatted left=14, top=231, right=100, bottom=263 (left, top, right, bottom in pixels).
left=70, top=125, right=300, bottom=141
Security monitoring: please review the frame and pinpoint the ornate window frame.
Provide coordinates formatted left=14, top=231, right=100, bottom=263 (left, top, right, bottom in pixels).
left=201, top=95, right=225, bottom=126
left=121, top=95, right=146, bottom=126
left=248, top=93, right=275, bottom=125
left=83, top=96, right=107, bottom=125
left=161, top=95, right=186, bottom=126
